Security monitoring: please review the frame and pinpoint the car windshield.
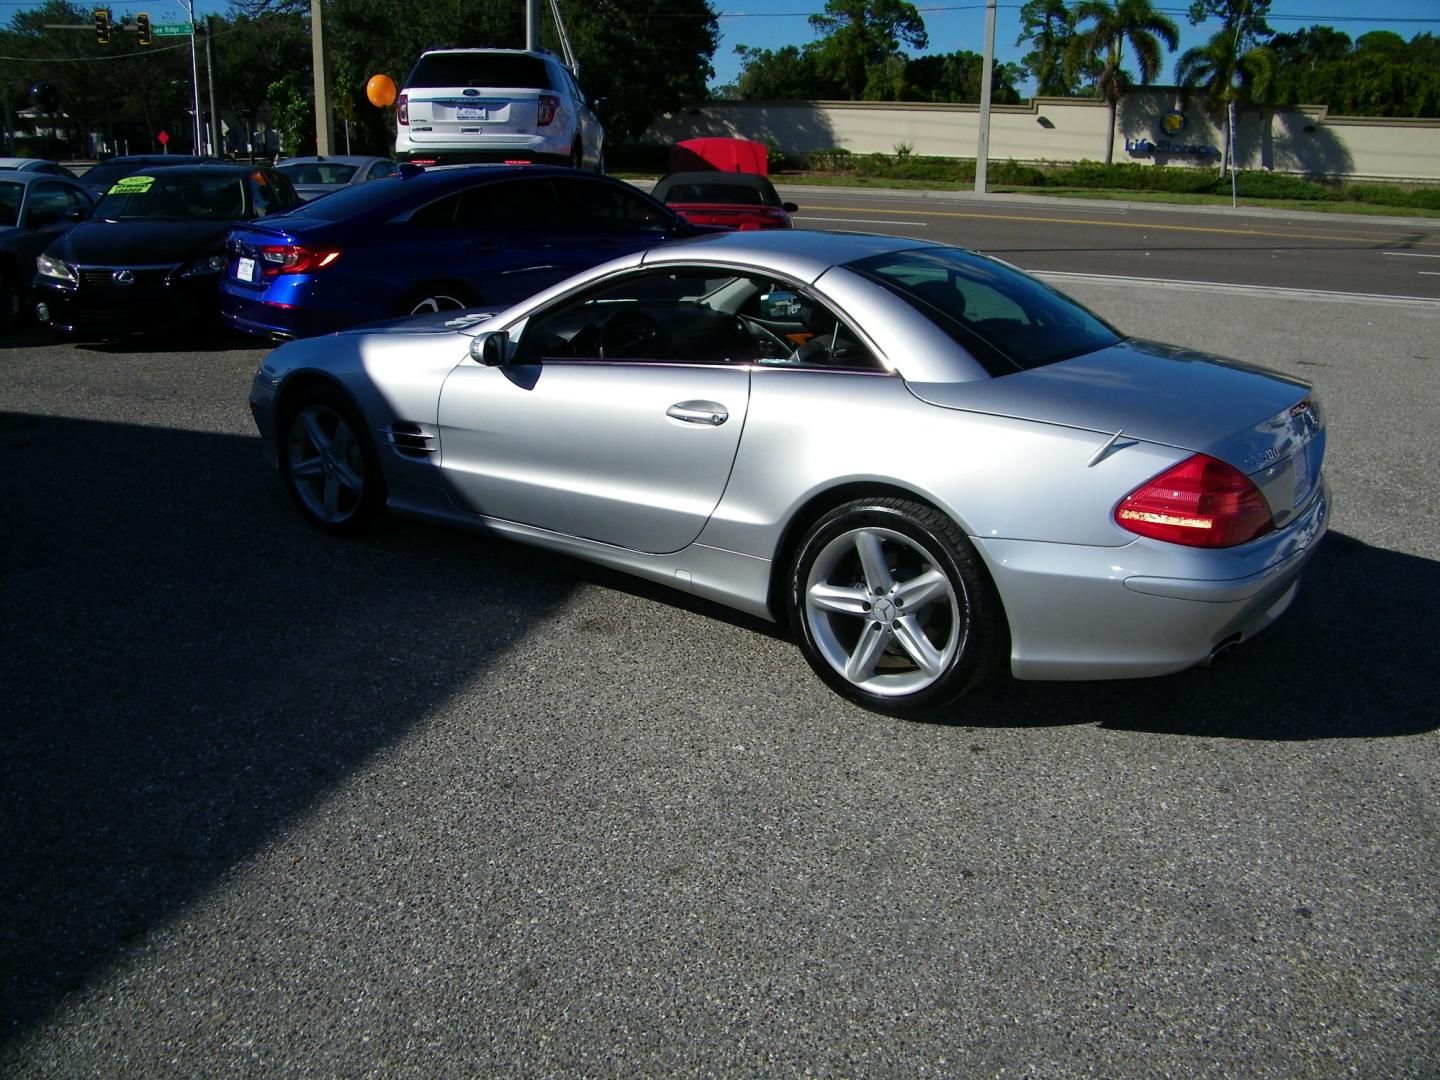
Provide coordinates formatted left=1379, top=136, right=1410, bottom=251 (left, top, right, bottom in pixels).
left=405, top=53, right=553, bottom=89
left=847, top=247, right=1122, bottom=375
left=665, top=182, right=772, bottom=206
left=0, top=181, right=21, bottom=226
left=279, top=162, right=359, bottom=186
left=93, top=173, right=247, bottom=221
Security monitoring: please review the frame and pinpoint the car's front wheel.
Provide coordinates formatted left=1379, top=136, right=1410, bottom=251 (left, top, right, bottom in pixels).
left=788, top=497, right=1004, bottom=714
left=279, top=387, right=385, bottom=535
left=0, top=264, right=21, bottom=332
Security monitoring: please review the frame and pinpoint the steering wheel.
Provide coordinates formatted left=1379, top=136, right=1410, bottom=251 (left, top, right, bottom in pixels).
left=599, top=309, right=670, bottom=359
left=736, top=315, right=794, bottom=360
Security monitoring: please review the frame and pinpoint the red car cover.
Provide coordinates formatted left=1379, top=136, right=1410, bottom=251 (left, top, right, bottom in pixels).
left=669, top=138, right=768, bottom=176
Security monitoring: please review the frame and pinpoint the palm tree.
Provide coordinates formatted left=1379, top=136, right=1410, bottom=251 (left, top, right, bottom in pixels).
left=1176, top=30, right=1278, bottom=177
left=1066, top=0, right=1179, bottom=164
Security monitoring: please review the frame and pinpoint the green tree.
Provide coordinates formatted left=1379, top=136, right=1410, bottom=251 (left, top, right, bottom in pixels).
left=1066, top=0, right=1179, bottom=163
left=211, top=11, right=311, bottom=158
left=733, top=45, right=841, bottom=100
left=1186, top=0, right=1271, bottom=51
left=808, top=0, right=928, bottom=101
left=1175, top=30, right=1275, bottom=176
left=904, top=52, right=1024, bottom=104
left=265, top=72, right=313, bottom=156
left=1017, top=0, right=1086, bottom=97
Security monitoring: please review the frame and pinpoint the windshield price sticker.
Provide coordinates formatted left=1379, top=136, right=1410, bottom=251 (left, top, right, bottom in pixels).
left=108, top=175, right=155, bottom=195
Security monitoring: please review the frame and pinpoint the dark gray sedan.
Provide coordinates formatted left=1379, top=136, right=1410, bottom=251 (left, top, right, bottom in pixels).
left=274, top=155, right=401, bottom=202
left=0, top=170, right=93, bottom=331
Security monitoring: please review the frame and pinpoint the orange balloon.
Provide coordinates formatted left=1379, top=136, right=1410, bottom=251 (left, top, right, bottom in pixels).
left=366, top=74, right=397, bottom=108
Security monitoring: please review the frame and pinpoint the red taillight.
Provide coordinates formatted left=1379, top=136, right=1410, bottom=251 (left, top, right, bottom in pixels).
left=259, top=245, right=342, bottom=277
left=1115, top=453, right=1274, bottom=548
left=537, top=94, right=559, bottom=127
left=397, top=93, right=408, bottom=125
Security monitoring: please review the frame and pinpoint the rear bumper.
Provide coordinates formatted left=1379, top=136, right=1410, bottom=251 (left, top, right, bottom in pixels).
left=978, top=478, right=1330, bottom=681
left=394, top=147, right=571, bottom=167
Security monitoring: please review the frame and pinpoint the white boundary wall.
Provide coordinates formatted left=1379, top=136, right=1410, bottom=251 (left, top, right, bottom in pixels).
left=646, top=89, right=1440, bottom=182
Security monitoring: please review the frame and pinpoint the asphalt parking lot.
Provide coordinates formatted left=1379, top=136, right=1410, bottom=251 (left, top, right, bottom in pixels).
left=1, top=272, right=1437, bottom=1076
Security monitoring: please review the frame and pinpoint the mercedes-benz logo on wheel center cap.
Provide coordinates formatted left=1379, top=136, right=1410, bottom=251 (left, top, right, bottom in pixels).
left=113, top=270, right=134, bottom=285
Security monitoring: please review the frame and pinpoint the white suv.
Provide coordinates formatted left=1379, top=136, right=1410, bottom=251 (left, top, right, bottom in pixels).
left=395, top=49, right=605, bottom=171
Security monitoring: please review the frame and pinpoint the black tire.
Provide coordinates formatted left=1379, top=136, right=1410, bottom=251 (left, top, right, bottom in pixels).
left=787, top=497, right=1005, bottom=715
left=396, top=284, right=476, bottom=317
left=278, top=385, right=386, bottom=536
left=570, top=140, right=584, bottom=170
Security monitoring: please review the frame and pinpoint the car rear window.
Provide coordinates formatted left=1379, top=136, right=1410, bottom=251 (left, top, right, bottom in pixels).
left=280, top=178, right=412, bottom=221
left=278, top=162, right=358, bottom=185
left=664, top=183, right=772, bottom=207
left=405, top=53, right=554, bottom=90
left=847, top=247, right=1122, bottom=375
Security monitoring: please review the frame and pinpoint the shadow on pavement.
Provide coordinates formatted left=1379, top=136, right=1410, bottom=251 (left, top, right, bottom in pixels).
left=937, top=531, right=1440, bottom=740
left=0, top=410, right=575, bottom=1051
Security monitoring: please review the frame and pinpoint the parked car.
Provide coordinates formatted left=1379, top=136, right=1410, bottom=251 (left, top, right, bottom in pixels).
left=275, top=155, right=402, bottom=202
left=395, top=48, right=603, bottom=170
left=79, top=154, right=221, bottom=200
left=34, top=164, right=300, bottom=338
left=247, top=230, right=1329, bottom=714
left=0, top=158, right=75, bottom=177
left=650, top=171, right=797, bottom=231
left=220, top=165, right=696, bottom=340
left=0, top=171, right=93, bottom=331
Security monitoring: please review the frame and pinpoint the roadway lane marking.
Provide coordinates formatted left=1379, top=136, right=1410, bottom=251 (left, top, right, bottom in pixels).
left=1034, top=269, right=1440, bottom=306
left=1381, top=251, right=1440, bottom=258
left=796, top=215, right=929, bottom=227
left=800, top=203, right=1440, bottom=247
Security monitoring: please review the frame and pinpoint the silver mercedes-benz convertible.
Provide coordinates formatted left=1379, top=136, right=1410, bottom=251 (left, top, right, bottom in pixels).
left=249, top=230, right=1329, bottom=713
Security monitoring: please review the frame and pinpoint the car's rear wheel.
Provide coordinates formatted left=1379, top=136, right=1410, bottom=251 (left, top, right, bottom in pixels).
left=399, top=286, right=475, bottom=316
left=788, top=497, right=1004, bottom=714
left=279, top=387, right=385, bottom=535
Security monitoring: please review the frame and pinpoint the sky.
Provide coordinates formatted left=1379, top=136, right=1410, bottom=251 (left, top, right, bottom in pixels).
left=705, top=0, right=1440, bottom=93
left=3, top=0, right=1437, bottom=97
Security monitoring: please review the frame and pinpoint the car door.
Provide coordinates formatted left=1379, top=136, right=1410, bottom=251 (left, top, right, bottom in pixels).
left=21, top=181, right=78, bottom=262
left=436, top=266, right=757, bottom=554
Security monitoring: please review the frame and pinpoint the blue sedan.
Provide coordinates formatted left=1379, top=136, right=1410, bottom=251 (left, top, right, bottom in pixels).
left=219, top=165, right=697, bottom=340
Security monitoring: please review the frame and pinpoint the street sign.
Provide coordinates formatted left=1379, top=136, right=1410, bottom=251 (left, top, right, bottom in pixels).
left=157, top=130, right=169, bottom=146
left=152, top=22, right=192, bottom=36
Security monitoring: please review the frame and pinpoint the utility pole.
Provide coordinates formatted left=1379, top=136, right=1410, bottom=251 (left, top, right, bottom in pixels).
left=311, top=0, right=332, bottom=155
left=975, top=0, right=997, bottom=193
left=185, top=0, right=202, bottom=152
left=204, top=14, right=220, bottom=156
left=525, top=0, right=540, bottom=52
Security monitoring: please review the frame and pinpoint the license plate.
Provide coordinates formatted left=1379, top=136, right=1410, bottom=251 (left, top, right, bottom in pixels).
left=456, top=106, right=488, bottom=121
left=236, top=257, right=255, bottom=283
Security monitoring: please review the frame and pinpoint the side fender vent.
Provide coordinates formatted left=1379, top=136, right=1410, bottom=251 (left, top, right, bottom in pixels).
left=381, top=421, right=437, bottom=459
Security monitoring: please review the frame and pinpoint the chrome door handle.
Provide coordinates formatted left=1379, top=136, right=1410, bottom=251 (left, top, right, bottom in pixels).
left=666, top=401, right=728, bottom=426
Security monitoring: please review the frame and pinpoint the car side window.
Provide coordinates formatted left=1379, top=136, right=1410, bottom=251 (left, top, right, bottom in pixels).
left=454, top=179, right=561, bottom=229
left=549, top=178, right=670, bottom=231
left=409, top=192, right=460, bottom=227
left=64, top=185, right=92, bottom=214
left=515, top=267, right=881, bottom=371
left=367, top=161, right=399, bottom=181
left=249, top=171, right=289, bottom=216
left=27, top=183, right=72, bottom=226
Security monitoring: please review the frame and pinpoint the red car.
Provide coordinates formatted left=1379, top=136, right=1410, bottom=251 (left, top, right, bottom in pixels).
left=649, top=171, right=797, bottom=231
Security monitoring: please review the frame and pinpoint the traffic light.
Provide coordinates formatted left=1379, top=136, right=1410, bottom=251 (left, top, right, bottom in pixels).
left=93, top=7, right=111, bottom=45
left=136, top=12, right=152, bottom=45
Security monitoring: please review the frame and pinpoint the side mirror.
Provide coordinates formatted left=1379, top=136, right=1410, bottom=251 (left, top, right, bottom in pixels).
left=469, top=330, right=509, bottom=366
left=759, top=290, right=802, bottom=319
left=782, top=202, right=799, bottom=214
left=65, top=206, right=89, bottom=223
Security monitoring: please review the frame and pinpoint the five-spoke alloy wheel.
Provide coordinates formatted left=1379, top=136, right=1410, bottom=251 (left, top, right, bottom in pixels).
left=281, top=388, right=385, bottom=535
left=789, top=498, right=1003, bottom=713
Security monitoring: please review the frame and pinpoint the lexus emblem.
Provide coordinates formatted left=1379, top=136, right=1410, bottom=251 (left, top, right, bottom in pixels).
left=113, top=270, right=134, bottom=285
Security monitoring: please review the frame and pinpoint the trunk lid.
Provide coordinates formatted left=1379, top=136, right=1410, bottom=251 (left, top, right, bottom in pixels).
left=909, top=338, right=1326, bottom=526
left=404, top=87, right=539, bottom=143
